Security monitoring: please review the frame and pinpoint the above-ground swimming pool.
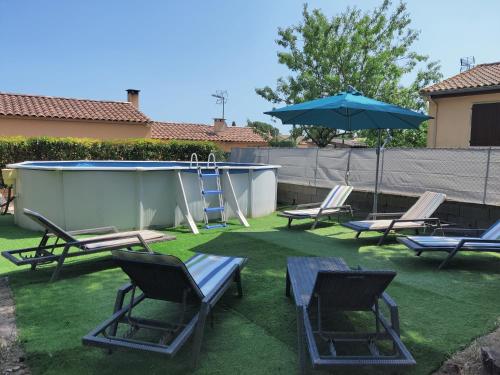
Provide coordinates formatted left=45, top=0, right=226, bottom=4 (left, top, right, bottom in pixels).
left=7, top=160, right=280, bottom=232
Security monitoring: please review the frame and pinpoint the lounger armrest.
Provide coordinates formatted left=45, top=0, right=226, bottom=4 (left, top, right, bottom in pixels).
left=66, top=226, right=119, bottom=235
left=381, top=291, right=397, bottom=308
left=456, top=238, right=500, bottom=249
left=390, top=217, right=442, bottom=225
left=432, top=227, right=487, bottom=236
left=366, top=212, right=405, bottom=219
left=118, top=282, right=134, bottom=294
left=384, top=217, right=441, bottom=232
left=113, top=282, right=134, bottom=313
left=292, top=202, right=323, bottom=209
left=278, top=202, right=321, bottom=211
left=322, top=204, right=352, bottom=211
left=380, top=292, right=400, bottom=335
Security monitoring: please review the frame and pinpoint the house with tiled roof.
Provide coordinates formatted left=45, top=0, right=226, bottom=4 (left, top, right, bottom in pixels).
left=0, top=89, right=267, bottom=150
left=421, top=62, right=500, bottom=148
left=151, top=119, right=267, bottom=151
left=0, top=90, right=151, bottom=139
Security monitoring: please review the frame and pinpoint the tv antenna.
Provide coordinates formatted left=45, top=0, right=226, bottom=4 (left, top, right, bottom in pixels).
left=460, top=56, right=475, bottom=72
left=212, top=90, right=228, bottom=119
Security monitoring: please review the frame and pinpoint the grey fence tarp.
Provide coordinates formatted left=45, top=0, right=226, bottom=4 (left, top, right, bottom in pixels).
left=230, top=147, right=500, bottom=206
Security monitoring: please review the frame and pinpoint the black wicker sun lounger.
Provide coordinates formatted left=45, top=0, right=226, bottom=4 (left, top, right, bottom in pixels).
left=286, top=257, right=415, bottom=373
left=1, top=209, right=175, bottom=281
left=83, top=250, right=247, bottom=368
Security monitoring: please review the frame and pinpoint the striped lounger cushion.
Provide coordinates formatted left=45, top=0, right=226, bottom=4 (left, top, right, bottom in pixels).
left=348, top=219, right=423, bottom=230
left=482, top=220, right=500, bottom=240
left=185, top=253, right=246, bottom=296
left=346, top=191, right=446, bottom=230
left=400, top=192, right=446, bottom=220
left=282, top=185, right=353, bottom=217
left=405, top=236, right=499, bottom=249
left=406, top=219, right=500, bottom=249
left=320, top=185, right=353, bottom=209
left=112, top=250, right=246, bottom=298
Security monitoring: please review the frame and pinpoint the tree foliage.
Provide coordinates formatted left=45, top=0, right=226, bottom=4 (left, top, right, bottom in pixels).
left=246, top=120, right=280, bottom=141
left=256, top=0, right=442, bottom=147
left=247, top=120, right=298, bottom=147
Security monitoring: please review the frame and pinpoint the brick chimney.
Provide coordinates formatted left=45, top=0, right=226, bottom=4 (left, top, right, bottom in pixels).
left=213, top=118, right=227, bottom=133
left=126, top=89, right=140, bottom=109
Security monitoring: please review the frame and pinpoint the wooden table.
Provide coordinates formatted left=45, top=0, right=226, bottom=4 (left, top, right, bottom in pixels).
left=285, top=256, right=349, bottom=373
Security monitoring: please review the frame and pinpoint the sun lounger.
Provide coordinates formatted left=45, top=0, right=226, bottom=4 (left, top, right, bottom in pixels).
left=278, top=185, right=353, bottom=229
left=398, top=220, right=500, bottom=268
left=83, top=250, right=247, bottom=368
left=342, top=191, right=446, bottom=244
left=285, top=256, right=415, bottom=373
left=1, top=209, right=175, bottom=281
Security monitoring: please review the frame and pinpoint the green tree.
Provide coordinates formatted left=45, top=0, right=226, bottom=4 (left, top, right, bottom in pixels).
left=247, top=120, right=298, bottom=147
left=257, top=0, right=442, bottom=147
left=246, top=120, right=280, bottom=142
left=289, top=125, right=304, bottom=144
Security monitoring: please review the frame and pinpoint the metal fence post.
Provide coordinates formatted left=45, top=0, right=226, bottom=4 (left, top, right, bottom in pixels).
left=483, top=147, right=492, bottom=204
left=345, top=148, right=352, bottom=185
left=313, top=148, right=319, bottom=188
left=379, top=147, right=386, bottom=192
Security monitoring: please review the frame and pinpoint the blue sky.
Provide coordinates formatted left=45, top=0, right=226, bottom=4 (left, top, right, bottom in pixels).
left=1, top=0, right=499, bottom=134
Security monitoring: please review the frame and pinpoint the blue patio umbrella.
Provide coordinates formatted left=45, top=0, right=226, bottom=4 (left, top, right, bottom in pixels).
left=264, top=88, right=431, bottom=213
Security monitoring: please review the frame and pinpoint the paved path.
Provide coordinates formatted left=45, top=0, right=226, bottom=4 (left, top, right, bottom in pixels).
left=0, top=277, right=30, bottom=375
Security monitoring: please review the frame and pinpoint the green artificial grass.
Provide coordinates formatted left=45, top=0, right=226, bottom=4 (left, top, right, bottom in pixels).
left=1, top=214, right=500, bottom=374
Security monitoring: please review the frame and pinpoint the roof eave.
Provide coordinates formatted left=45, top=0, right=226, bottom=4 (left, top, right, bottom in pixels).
left=421, top=85, right=500, bottom=97
left=0, top=113, right=150, bottom=124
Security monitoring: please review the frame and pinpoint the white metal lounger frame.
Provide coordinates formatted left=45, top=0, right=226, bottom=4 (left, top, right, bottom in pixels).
left=343, top=192, right=446, bottom=245
left=279, top=185, right=354, bottom=229
left=399, top=221, right=500, bottom=268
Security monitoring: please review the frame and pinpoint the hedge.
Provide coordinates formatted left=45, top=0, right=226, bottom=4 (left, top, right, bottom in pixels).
left=0, top=137, right=225, bottom=169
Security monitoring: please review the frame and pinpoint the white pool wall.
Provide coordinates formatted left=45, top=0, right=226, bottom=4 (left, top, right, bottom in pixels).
left=11, top=162, right=279, bottom=231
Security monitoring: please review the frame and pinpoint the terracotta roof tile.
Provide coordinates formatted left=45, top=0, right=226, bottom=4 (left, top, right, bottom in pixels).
left=151, top=122, right=267, bottom=143
left=421, top=62, right=500, bottom=95
left=0, top=92, right=150, bottom=123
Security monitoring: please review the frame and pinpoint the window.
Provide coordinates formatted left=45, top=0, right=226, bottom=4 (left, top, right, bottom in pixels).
left=470, top=102, right=500, bottom=146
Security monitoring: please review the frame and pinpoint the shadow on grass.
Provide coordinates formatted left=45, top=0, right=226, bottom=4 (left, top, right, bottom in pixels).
left=6, top=256, right=117, bottom=287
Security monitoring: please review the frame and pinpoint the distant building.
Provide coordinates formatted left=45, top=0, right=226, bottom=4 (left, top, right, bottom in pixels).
left=0, top=90, right=150, bottom=139
left=421, top=62, right=500, bottom=147
left=151, top=119, right=268, bottom=152
left=294, top=136, right=366, bottom=148
left=329, top=138, right=367, bottom=148
left=0, top=89, right=267, bottom=151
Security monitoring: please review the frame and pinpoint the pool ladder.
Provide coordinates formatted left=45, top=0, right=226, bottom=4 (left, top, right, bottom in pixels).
left=191, top=153, right=227, bottom=229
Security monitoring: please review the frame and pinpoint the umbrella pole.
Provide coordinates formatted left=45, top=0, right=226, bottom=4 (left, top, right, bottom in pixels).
left=372, top=129, right=382, bottom=217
